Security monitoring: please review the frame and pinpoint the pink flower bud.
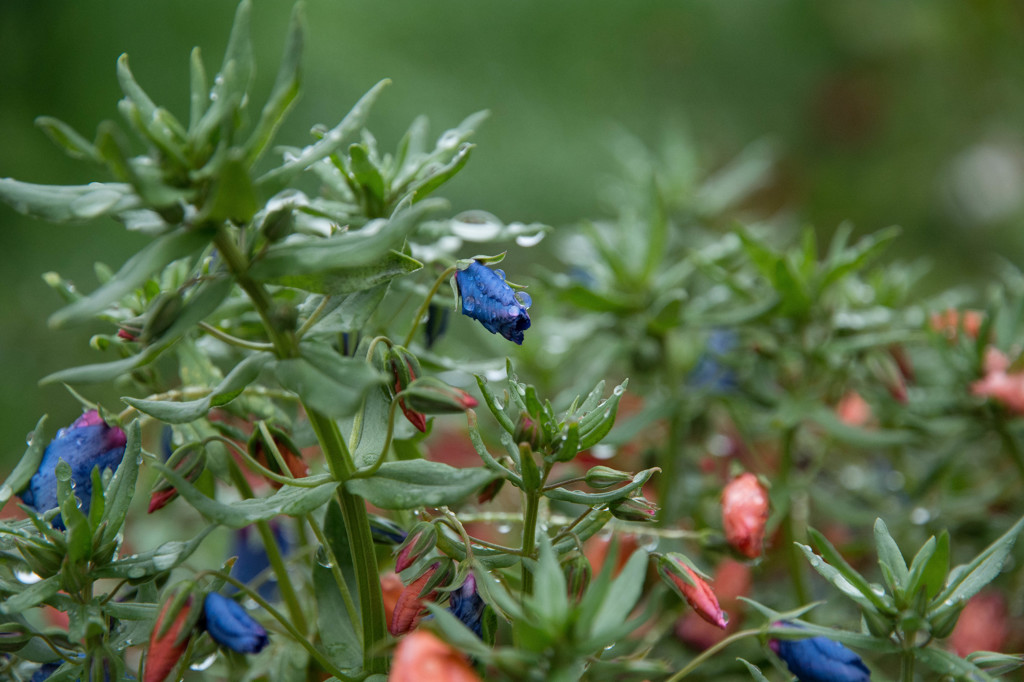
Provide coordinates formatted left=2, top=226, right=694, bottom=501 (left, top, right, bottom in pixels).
left=389, top=563, right=440, bottom=637
left=721, top=473, right=769, bottom=559
left=390, top=630, right=482, bottom=682
left=658, top=554, right=728, bottom=629
left=144, top=597, right=192, bottom=682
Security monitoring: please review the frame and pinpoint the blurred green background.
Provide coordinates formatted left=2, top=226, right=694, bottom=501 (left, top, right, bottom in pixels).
left=3, top=1, right=1024, bottom=462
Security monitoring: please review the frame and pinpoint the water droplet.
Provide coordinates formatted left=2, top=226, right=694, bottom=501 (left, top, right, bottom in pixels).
left=496, top=523, right=512, bottom=535
left=463, top=297, right=475, bottom=312
left=127, top=567, right=146, bottom=579
left=15, top=569, right=42, bottom=584
left=438, top=131, right=460, bottom=150
left=591, top=444, right=615, bottom=460
left=515, top=292, right=532, bottom=309
left=25, top=431, right=35, bottom=445
left=506, top=305, right=520, bottom=317
left=515, top=232, right=546, bottom=247
left=910, top=507, right=931, bottom=525
left=190, top=654, right=217, bottom=671
left=612, top=385, right=625, bottom=396
left=315, top=546, right=334, bottom=568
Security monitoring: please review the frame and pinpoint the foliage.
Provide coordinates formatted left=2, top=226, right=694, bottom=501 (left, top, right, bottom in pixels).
left=1, top=3, right=1024, bottom=681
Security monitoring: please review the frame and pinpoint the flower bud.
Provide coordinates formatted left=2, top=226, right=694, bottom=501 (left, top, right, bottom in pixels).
left=929, top=600, right=965, bottom=639
left=202, top=592, right=269, bottom=654
left=609, top=496, right=659, bottom=523
left=148, top=445, right=205, bottom=513
left=562, top=552, right=592, bottom=603
left=19, top=410, right=127, bottom=529
left=369, top=515, right=408, bottom=545
left=658, top=554, right=727, bottom=629
left=455, top=260, right=531, bottom=345
left=769, top=624, right=870, bottom=682
left=229, top=524, right=290, bottom=602
left=248, top=427, right=307, bottom=489
left=721, top=473, right=769, bottom=559
left=390, top=563, right=441, bottom=637
left=140, top=292, right=183, bottom=344
left=389, top=346, right=427, bottom=432
left=513, top=411, right=543, bottom=450
left=394, top=522, right=437, bottom=573
left=448, top=574, right=485, bottom=638
left=402, top=377, right=479, bottom=414
left=476, top=476, right=505, bottom=504
left=585, top=466, right=633, bottom=489
left=390, top=630, right=482, bottom=682
left=144, top=596, right=193, bottom=682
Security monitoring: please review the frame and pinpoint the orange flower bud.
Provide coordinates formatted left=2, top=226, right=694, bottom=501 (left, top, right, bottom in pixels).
left=144, top=597, right=192, bottom=682
left=836, top=391, right=871, bottom=427
left=389, top=630, right=482, bottom=682
left=389, top=563, right=440, bottom=637
left=721, top=473, right=769, bottom=559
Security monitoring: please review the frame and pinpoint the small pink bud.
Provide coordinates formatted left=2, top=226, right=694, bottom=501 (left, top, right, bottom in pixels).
left=389, top=563, right=440, bottom=637
left=721, top=473, right=769, bottom=559
left=658, top=554, right=728, bottom=629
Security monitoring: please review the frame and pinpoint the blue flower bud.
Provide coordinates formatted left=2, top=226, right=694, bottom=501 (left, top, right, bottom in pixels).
left=448, top=574, right=485, bottom=638
left=770, top=630, right=871, bottom=682
left=202, top=592, right=270, bottom=654
left=688, top=330, right=737, bottom=393
left=455, top=261, right=531, bottom=345
left=19, top=410, right=127, bottom=529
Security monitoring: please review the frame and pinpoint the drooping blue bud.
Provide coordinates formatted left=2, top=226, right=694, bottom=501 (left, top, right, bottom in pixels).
left=202, top=593, right=270, bottom=654
left=448, top=574, right=485, bottom=638
left=229, top=524, right=290, bottom=602
left=19, top=410, right=127, bottom=529
left=770, top=627, right=871, bottom=682
left=455, top=261, right=531, bottom=345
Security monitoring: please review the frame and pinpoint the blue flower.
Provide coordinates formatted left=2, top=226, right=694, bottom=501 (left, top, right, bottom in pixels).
left=369, top=515, right=407, bottom=546
left=687, top=329, right=737, bottom=393
left=19, top=410, right=127, bottom=529
left=455, top=261, right=531, bottom=345
left=229, top=524, right=290, bottom=602
left=202, top=592, right=269, bottom=654
left=448, top=574, right=485, bottom=638
left=770, top=631, right=871, bottom=682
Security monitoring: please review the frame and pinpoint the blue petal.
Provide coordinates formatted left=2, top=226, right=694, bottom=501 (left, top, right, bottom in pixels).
left=776, top=636, right=871, bottom=682
left=203, top=593, right=270, bottom=654
left=455, top=261, right=531, bottom=345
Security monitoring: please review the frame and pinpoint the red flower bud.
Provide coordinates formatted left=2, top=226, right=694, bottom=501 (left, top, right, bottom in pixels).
left=389, top=346, right=427, bottom=432
left=721, top=473, right=769, bottom=559
left=394, top=523, right=437, bottom=573
left=389, top=563, right=440, bottom=637
left=658, top=554, right=728, bottom=629
left=144, top=597, right=193, bottom=682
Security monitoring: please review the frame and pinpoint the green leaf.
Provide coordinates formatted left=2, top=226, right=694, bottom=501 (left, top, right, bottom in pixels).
left=98, top=421, right=141, bottom=545
left=474, top=374, right=516, bottom=435
left=873, top=518, right=908, bottom=595
left=123, top=352, right=272, bottom=423
left=257, top=79, right=391, bottom=194
left=0, top=575, right=60, bottom=615
left=307, top=284, right=389, bottom=335
left=153, top=460, right=338, bottom=528
left=0, top=179, right=141, bottom=223
left=587, top=549, right=648, bottom=645
left=915, top=647, right=997, bottom=681
left=245, top=2, right=304, bottom=165
left=527, top=536, right=570, bottom=636
left=806, top=528, right=893, bottom=614
left=188, top=47, right=209, bottom=132
left=737, top=659, right=771, bottom=682
left=0, top=416, right=48, bottom=509
left=49, top=228, right=210, bottom=328
left=250, top=200, right=440, bottom=281
left=819, top=225, right=901, bottom=292
left=275, top=344, right=384, bottom=419
left=35, top=116, right=101, bottom=162
left=906, top=532, right=948, bottom=602
left=55, top=461, right=91, bottom=564
left=265, top=250, right=421, bottom=296
left=578, top=380, right=627, bottom=451
left=931, top=514, right=1024, bottom=618
left=344, top=460, right=498, bottom=510
left=406, top=144, right=473, bottom=202
left=350, top=387, right=391, bottom=469
left=348, top=143, right=386, bottom=202
left=211, top=0, right=254, bottom=110
left=203, top=148, right=259, bottom=223
left=544, top=468, right=656, bottom=506
left=798, top=540, right=890, bottom=615
left=314, top=563, right=361, bottom=671
left=807, top=406, right=915, bottom=448
left=93, top=526, right=214, bottom=580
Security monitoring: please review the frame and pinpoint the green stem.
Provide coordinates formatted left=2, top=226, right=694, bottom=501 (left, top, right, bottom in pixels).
left=215, top=223, right=387, bottom=674
left=900, top=650, right=915, bottom=682
left=295, top=294, right=333, bottom=339
left=307, top=410, right=387, bottom=674
left=402, top=265, right=456, bottom=347
left=226, top=459, right=309, bottom=635
left=521, top=489, right=540, bottom=595
left=780, top=426, right=811, bottom=606
left=198, top=321, right=276, bottom=351
left=306, top=515, right=361, bottom=642
left=663, top=628, right=762, bottom=681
